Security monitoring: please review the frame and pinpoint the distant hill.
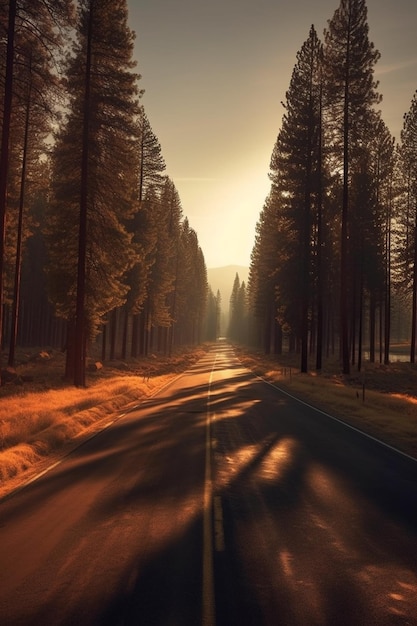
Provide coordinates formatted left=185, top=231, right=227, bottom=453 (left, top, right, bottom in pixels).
left=207, top=265, right=249, bottom=333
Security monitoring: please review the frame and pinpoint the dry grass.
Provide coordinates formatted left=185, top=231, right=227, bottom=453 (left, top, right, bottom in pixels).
left=2, top=342, right=417, bottom=499
left=235, top=347, right=417, bottom=460
left=0, top=346, right=208, bottom=497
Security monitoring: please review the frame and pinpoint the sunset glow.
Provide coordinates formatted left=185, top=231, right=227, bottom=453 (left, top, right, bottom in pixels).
left=128, top=0, right=417, bottom=268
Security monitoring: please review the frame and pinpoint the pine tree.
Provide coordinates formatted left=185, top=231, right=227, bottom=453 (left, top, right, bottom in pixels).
left=0, top=0, right=73, bottom=372
left=399, top=91, right=417, bottom=362
left=269, top=25, right=323, bottom=372
left=47, top=0, right=141, bottom=385
left=7, top=14, right=67, bottom=364
left=122, top=109, right=166, bottom=358
left=204, top=288, right=222, bottom=341
left=0, top=0, right=17, bottom=359
left=364, top=114, right=394, bottom=367
left=144, top=178, right=179, bottom=352
left=228, top=273, right=241, bottom=341
left=138, top=107, right=166, bottom=201
left=324, top=0, right=381, bottom=374
left=204, top=288, right=217, bottom=341
left=174, top=219, right=207, bottom=346
left=248, top=191, right=282, bottom=354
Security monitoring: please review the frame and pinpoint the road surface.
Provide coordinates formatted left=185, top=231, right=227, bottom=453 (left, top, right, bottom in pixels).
left=1, top=342, right=417, bottom=625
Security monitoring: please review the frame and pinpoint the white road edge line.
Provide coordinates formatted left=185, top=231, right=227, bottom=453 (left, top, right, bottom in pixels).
left=2, top=372, right=189, bottom=503
left=20, top=460, right=63, bottom=488
left=257, top=374, right=417, bottom=464
left=5, top=416, right=122, bottom=499
left=202, top=353, right=217, bottom=626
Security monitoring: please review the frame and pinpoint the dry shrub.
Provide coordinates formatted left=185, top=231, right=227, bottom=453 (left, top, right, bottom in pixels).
left=0, top=443, right=43, bottom=480
left=0, top=345, right=207, bottom=494
left=0, top=380, right=147, bottom=489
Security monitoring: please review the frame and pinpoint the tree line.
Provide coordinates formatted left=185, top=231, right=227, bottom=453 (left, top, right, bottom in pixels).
left=246, top=0, right=417, bottom=374
left=0, top=0, right=212, bottom=386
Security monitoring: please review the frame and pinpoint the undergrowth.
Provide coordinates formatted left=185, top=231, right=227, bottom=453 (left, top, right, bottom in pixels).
left=235, top=346, right=417, bottom=460
left=0, top=346, right=207, bottom=496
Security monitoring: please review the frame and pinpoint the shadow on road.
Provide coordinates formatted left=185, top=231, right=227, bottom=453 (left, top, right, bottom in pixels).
left=1, top=345, right=417, bottom=625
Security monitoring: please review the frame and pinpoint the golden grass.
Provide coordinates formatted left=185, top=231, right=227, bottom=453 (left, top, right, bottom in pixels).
left=0, top=346, right=207, bottom=497
left=2, top=343, right=416, bottom=499
left=235, top=347, right=417, bottom=460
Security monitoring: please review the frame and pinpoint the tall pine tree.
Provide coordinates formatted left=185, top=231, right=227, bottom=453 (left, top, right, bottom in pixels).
left=47, top=0, right=140, bottom=385
left=0, top=0, right=73, bottom=376
left=269, top=25, right=323, bottom=372
left=324, top=0, right=381, bottom=374
left=399, top=91, right=417, bottom=362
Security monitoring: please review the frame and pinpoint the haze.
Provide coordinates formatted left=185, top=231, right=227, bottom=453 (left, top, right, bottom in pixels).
left=127, top=0, right=417, bottom=268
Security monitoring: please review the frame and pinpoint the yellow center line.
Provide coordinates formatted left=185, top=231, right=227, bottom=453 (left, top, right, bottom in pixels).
left=202, top=353, right=217, bottom=626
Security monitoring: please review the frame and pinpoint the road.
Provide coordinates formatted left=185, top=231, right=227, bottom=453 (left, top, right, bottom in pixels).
left=1, top=342, right=417, bottom=625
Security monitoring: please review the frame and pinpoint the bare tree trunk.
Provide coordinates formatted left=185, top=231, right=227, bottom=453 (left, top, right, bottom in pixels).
left=340, top=21, right=351, bottom=376
left=369, top=292, right=376, bottom=363
left=101, top=321, right=107, bottom=362
left=357, top=266, right=364, bottom=372
left=410, top=206, right=417, bottom=363
left=273, top=319, right=282, bottom=355
left=9, top=55, right=32, bottom=367
left=379, top=301, right=384, bottom=364
left=316, top=80, right=324, bottom=371
left=263, top=302, right=273, bottom=354
left=121, top=306, right=129, bottom=359
left=65, top=319, right=76, bottom=381
left=340, top=88, right=350, bottom=375
left=350, top=266, right=357, bottom=367
left=74, top=0, right=94, bottom=386
left=131, top=313, right=139, bottom=357
left=0, top=0, right=17, bottom=371
left=110, top=308, right=117, bottom=360
left=384, top=198, right=392, bottom=365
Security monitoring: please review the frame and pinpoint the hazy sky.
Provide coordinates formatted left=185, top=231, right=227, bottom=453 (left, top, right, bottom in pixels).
left=127, top=0, right=417, bottom=269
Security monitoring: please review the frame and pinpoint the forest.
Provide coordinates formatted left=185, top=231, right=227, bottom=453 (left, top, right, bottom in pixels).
left=229, top=0, right=417, bottom=375
left=0, top=0, right=218, bottom=388
left=1, top=0, right=417, bottom=389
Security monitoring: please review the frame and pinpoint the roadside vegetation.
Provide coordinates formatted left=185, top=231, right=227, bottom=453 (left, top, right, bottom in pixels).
left=0, top=345, right=208, bottom=498
left=235, top=344, right=417, bottom=461
left=2, top=341, right=417, bottom=502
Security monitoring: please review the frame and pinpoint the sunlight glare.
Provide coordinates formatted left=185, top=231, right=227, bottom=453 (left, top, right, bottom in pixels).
left=255, top=437, right=299, bottom=483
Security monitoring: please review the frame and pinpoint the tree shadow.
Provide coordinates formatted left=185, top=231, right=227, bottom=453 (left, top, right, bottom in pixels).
left=1, top=346, right=417, bottom=625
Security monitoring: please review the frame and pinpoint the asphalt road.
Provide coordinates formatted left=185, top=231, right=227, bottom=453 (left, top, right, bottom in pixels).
left=1, top=342, right=417, bottom=625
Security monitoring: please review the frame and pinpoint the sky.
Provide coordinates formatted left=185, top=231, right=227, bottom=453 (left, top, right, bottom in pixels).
left=127, top=0, right=417, bottom=269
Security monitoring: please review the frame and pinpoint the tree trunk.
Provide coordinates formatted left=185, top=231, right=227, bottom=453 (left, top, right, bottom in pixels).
left=357, top=266, right=364, bottom=372
left=74, top=0, right=94, bottom=387
left=369, top=292, right=376, bottom=363
left=384, top=200, right=392, bottom=365
left=315, top=77, right=324, bottom=371
left=8, top=57, right=32, bottom=367
left=139, top=310, right=146, bottom=356
left=65, top=320, right=76, bottom=381
left=101, top=321, right=107, bottom=362
left=110, top=308, right=117, bottom=360
left=0, top=0, right=17, bottom=375
left=121, top=306, right=129, bottom=359
left=131, top=313, right=139, bottom=357
left=340, top=21, right=351, bottom=376
left=273, top=319, right=282, bottom=355
left=379, top=301, right=384, bottom=364
left=263, top=303, right=272, bottom=354
left=410, top=206, right=417, bottom=363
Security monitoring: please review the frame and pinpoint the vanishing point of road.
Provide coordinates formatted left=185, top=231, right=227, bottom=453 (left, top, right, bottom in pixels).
left=1, top=341, right=417, bottom=625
